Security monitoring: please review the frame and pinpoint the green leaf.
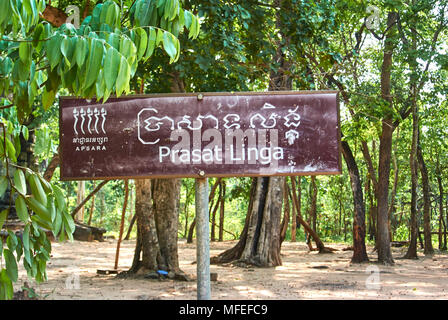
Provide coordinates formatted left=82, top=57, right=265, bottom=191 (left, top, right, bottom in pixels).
left=19, top=42, right=31, bottom=64
left=192, top=15, right=200, bottom=38
left=15, top=196, right=29, bottom=222
left=95, top=69, right=105, bottom=99
left=28, top=174, right=47, bottom=206
left=32, top=23, right=44, bottom=48
left=156, top=28, right=164, bottom=46
left=38, top=175, right=52, bottom=194
left=48, top=195, right=56, bottom=223
left=0, top=176, right=8, bottom=198
left=11, top=59, right=29, bottom=83
left=5, top=137, right=17, bottom=162
left=6, top=231, right=17, bottom=252
left=58, top=225, right=66, bottom=242
left=105, top=1, right=119, bottom=27
left=22, top=225, right=31, bottom=265
left=42, top=89, right=56, bottom=110
left=46, top=34, right=62, bottom=71
left=184, top=12, right=200, bottom=39
left=144, top=27, right=157, bottom=61
left=0, top=0, right=11, bottom=27
left=103, top=47, right=121, bottom=91
left=84, top=39, right=104, bottom=90
left=21, top=125, right=29, bottom=141
left=31, top=214, right=52, bottom=230
left=3, top=249, right=18, bottom=282
left=13, top=169, right=26, bottom=194
left=115, top=56, right=130, bottom=97
left=63, top=213, right=75, bottom=240
left=162, top=31, right=178, bottom=63
left=74, top=37, right=88, bottom=67
left=60, top=37, right=75, bottom=69
left=26, top=197, right=51, bottom=223
left=34, top=124, right=50, bottom=155
left=0, top=209, right=8, bottom=230
left=24, top=0, right=39, bottom=25
left=52, top=210, right=62, bottom=237
left=0, top=269, right=13, bottom=300
left=136, top=0, right=152, bottom=26
left=99, top=0, right=111, bottom=24
left=184, top=10, right=192, bottom=29
left=119, top=37, right=137, bottom=67
left=170, top=0, right=179, bottom=21
left=106, top=32, right=120, bottom=50
left=134, top=27, right=148, bottom=61
left=52, top=185, right=66, bottom=212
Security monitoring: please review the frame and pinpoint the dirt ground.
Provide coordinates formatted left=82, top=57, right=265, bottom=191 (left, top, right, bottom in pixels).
left=14, top=239, right=448, bottom=300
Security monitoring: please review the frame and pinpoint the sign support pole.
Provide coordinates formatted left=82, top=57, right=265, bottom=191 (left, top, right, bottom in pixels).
left=195, top=176, right=211, bottom=300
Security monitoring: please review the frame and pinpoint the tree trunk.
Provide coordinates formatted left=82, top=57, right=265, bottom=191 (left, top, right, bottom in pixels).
left=99, top=188, right=105, bottom=225
left=183, top=185, right=193, bottom=238
left=280, top=178, right=290, bottom=244
left=292, top=177, right=300, bottom=241
left=152, top=178, right=182, bottom=273
left=310, top=176, right=317, bottom=232
left=87, top=181, right=95, bottom=226
left=403, top=110, right=419, bottom=259
left=124, top=213, right=137, bottom=240
left=219, top=180, right=226, bottom=241
left=445, top=201, right=448, bottom=251
left=211, top=0, right=292, bottom=264
left=43, top=153, right=60, bottom=181
left=338, top=184, right=342, bottom=236
left=377, top=119, right=395, bottom=264
left=130, top=179, right=159, bottom=273
left=211, top=179, right=257, bottom=264
left=305, top=177, right=314, bottom=246
left=210, top=183, right=221, bottom=242
left=388, top=133, right=399, bottom=240
left=76, top=181, right=85, bottom=222
left=187, top=218, right=196, bottom=244
left=436, top=158, right=446, bottom=250
left=1, top=120, right=37, bottom=220
left=211, top=177, right=283, bottom=267
left=341, top=141, right=369, bottom=263
left=417, top=142, right=434, bottom=255
left=376, top=11, right=398, bottom=265
left=128, top=74, right=187, bottom=279
left=403, top=24, right=420, bottom=260
left=366, top=176, right=376, bottom=241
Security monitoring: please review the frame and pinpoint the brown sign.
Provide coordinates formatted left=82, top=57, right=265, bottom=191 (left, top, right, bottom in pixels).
left=59, top=91, right=341, bottom=180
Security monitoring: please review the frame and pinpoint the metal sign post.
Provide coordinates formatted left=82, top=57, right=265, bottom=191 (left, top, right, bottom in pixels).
left=195, top=176, right=211, bottom=300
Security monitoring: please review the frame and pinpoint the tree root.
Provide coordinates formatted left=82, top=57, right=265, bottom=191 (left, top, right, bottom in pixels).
left=118, top=265, right=191, bottom=281
left=318, top=247, right=338, bottom=254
